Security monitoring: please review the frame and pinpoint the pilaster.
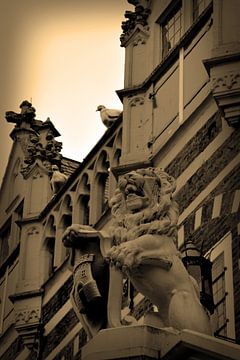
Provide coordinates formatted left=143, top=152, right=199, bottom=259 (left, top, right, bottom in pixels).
left=204, top=0, right=240, bottom=128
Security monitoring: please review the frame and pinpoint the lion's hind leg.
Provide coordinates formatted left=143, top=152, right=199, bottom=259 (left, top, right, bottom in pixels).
left=168, top=288, right=212, bottom=334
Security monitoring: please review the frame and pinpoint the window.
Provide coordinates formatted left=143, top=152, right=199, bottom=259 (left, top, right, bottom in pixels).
left=193, top=0, right=211, bottom=21
left=46, top=237, right=55, bottom=276
left=0, top=258, right=18, bottom=333
left=208, top=233, right=235, bottom=340
left=0, top=220, right=11, bottom=265
left=161, top=1, right=183, bottom=59
left=103, top=174, right=110, bottom=211
left=79, top=195, right=90, bottom=225
left=212, top=253, right=227, bottom=336
left=99, top=172, right=110, bottom=214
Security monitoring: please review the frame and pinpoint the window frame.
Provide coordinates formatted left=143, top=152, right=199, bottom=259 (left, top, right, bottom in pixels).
left=207, top=232, right=236, bottom=340
left=157, top=0, right=183, bottom=60
left=193, top=0, right=212, bottom=22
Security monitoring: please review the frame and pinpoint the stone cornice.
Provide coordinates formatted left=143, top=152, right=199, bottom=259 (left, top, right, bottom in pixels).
left=111, top=159, right=153, bottom=179
left=203, top=52, right=240, bottom=75
left=9, top=288, right=44, bottom=303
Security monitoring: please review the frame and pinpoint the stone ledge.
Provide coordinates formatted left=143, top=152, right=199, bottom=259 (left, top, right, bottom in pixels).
left=82, top=325, right=240, bottom=360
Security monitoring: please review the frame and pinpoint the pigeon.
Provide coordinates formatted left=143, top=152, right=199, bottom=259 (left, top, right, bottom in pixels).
left=96, top=105, right=122, bottom=128
left=50, top=165, right=68, bottom=194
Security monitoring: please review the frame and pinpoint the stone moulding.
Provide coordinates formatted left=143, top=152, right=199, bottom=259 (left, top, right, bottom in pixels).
left=82, top=325, right=240, bottom=360
left=121, top=24, right=150, bottom=48
left=204, top=53, right=240, bottom=128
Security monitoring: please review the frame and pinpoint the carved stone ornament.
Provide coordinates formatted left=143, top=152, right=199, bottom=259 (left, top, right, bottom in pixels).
left=20, top=132, right=63, bottom=177
left=204, top=57, right=240, bottom=128
left=6, top=101, right=64, bottom=177
left=14, top=306, right=42, bottom=356
left=64, top=168, right=212, bottom=339
left=15, top=307, right=40, bottom=325
left=5, top=100, right=36, bottom=128
left=212, top=71, right=240, bottom=92
left=120, top=0, right=151, bottom=47
left=62, top=225, right=110, bottom=339
left=129, top=96, right=144, bottom=107
left=106, top=168, right=212, bottom=334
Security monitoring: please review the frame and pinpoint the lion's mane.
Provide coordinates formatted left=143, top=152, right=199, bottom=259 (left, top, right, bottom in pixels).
left=109, top=168, right=179, bottom=245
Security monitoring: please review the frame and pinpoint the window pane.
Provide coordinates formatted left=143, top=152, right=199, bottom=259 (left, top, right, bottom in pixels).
left=193, top=0, right=211, bottom=21
left=162, top=5, right=182, bottom=59
left=212, top=253, right=228, bottom=336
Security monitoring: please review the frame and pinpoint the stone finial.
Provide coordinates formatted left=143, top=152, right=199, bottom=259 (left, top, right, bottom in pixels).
left=5, top=100, right=36, bottom=128
left=120, top=0, right=151, bottom=46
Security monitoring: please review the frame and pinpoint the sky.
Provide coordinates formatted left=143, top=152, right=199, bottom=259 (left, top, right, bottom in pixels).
left=0, top=0, right=132, bottom=184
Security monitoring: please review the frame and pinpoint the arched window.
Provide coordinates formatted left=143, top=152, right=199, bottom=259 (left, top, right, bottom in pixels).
left=97, top=167, right=110, bottom=214
left=45, top=236, right=55, bottom=276
left=79, top=195, right=90, bottom=225
left=77, top=174, right=90, bottom=225
left=56, top=195, right=73, bottom=265
left=43, top=215, right=56, bottom=278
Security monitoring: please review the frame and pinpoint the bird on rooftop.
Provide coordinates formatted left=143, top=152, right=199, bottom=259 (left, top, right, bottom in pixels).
left=96, top=105, right=122, bottom=128
left=50, top=165, right=68, bottom=194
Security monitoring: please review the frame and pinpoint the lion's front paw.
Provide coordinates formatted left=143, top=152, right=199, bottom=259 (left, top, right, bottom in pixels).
left=106, top=242, right=142, bottom=272
left=62, top=224, right=95, bottom=247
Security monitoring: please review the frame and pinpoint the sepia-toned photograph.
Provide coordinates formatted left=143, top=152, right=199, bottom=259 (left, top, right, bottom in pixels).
left=0, top=1, right=239, bottom=359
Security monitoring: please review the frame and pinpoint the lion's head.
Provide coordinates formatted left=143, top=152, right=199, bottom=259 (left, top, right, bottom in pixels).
left=109, top=167, right=179, bottom=244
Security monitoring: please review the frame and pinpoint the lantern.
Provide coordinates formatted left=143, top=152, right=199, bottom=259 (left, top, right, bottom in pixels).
left=182, top=239, right=215, bottom=314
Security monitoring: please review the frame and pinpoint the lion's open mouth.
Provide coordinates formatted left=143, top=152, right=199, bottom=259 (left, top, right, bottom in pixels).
left=125, top=183, right=144, bottom=199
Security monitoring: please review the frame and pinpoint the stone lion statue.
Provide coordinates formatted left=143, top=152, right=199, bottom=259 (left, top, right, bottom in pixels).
left=107, top=167, right=211, bottom=334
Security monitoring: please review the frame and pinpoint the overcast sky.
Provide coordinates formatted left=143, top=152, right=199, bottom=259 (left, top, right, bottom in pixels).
left=0, top=0, right=131, bottom=184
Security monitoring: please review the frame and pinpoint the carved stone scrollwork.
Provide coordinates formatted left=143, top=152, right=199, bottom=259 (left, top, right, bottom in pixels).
left=133, top=35, right=147, bottom=46
left=120, top=0, right=151, bottom=47
left=15, top=307, right=40, bottom=325
left=212, top=72, right=240, bottom=92
left=129, top=96, right=144, bottom=107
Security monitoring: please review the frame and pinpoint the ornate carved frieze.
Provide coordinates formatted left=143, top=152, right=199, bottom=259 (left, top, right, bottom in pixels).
left=15, top=307, right=42, bottom=355
left=212, top=71, right=240, bottom=92
left=15, top=307, right=40, bottom=326
left=120, top=0, right=151, bottom=47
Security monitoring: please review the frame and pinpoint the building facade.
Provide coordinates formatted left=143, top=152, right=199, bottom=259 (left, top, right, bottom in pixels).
left=0, top=0, right=240, bottom=359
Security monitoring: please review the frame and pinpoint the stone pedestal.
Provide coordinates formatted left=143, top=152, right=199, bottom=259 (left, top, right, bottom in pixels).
left=82, top=325, right=240, bottom=360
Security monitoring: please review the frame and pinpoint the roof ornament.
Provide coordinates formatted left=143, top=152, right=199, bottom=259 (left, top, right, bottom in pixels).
left=5, top=100, right=36, bottom=128
left=120, top=0, right=151, bottom=46
left=6, top=101, right=65, bottom=179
